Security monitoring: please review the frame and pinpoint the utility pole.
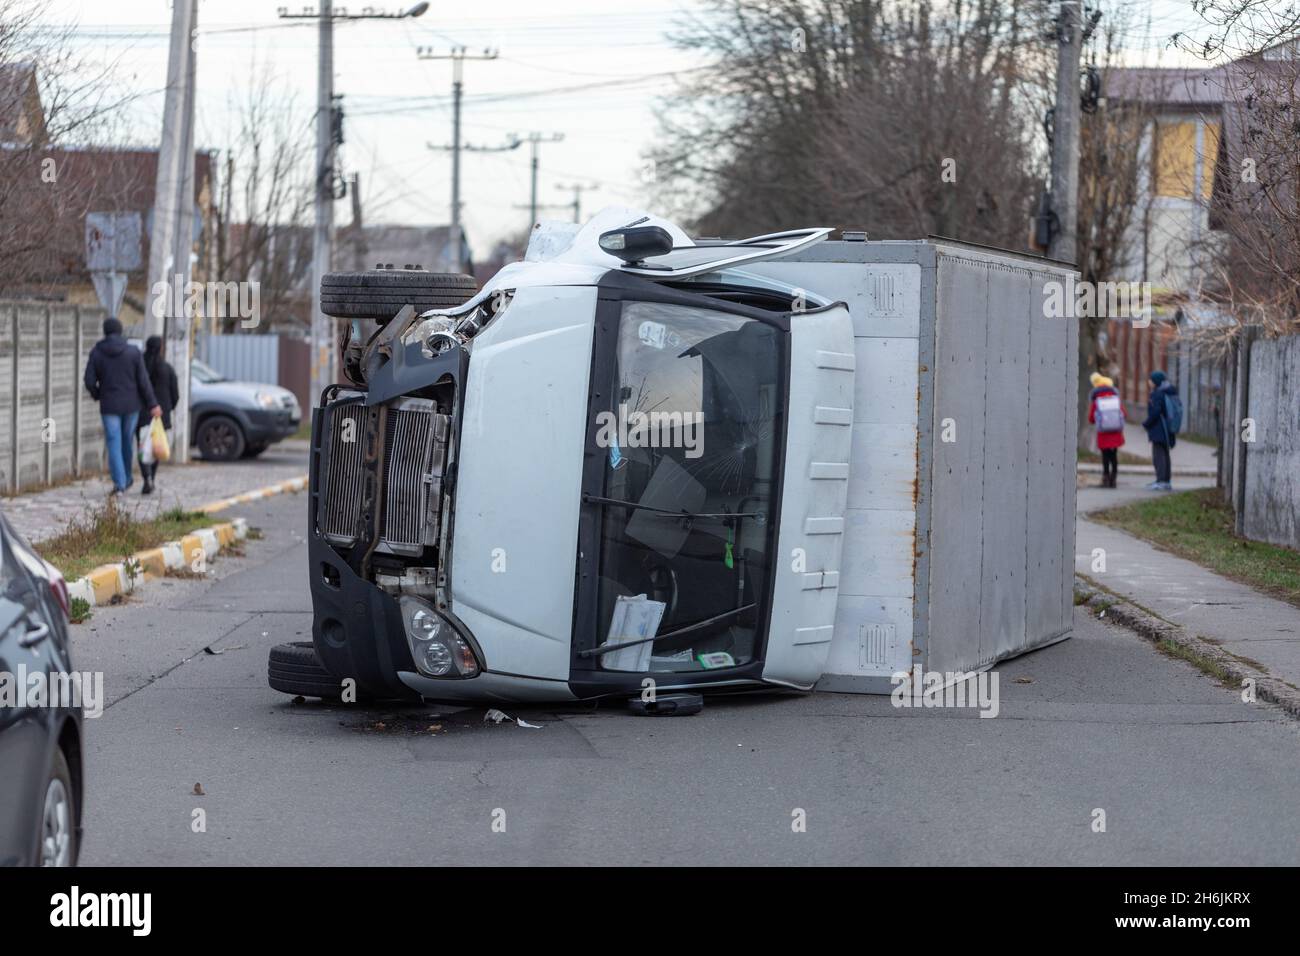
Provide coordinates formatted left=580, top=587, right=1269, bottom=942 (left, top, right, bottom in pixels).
left=521, top=132, right=565, bottom=230
left=554, top=182, right=598, bottom=224
left=169, top=10, right=197, bottom=462
left=279, top=3, right=429, bottom=408
left=1047, top=1, right=1082, bottom=265
left=145, top=0, right=197, bottom=460
left=145, top=0, right=195, bottom=339
left=417, top=46, right=500, bottom=272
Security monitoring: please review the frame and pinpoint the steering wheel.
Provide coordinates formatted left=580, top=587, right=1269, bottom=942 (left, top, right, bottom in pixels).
left=641, top=554, right=679, bottom=624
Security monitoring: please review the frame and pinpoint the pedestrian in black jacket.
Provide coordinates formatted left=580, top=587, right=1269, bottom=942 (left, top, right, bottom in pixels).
left=140, top=335, right=179, bottom=495
left=83, top=318, right=161, bottom=493
left=1142, top=369, right=1179, bottom=491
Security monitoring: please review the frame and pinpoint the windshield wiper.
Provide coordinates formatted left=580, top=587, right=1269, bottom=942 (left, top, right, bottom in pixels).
left=581, top=493, right=761, bottom=522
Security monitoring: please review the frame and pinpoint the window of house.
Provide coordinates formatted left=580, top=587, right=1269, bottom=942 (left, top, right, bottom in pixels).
left=1154, top=118, right=1221, bottom=202
left=1154, top=121, right=1197, bottom=198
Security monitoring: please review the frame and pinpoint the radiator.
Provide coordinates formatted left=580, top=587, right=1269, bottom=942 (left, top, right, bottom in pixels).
left=319, top=401, right=367, bottom=547
left=381, top=398, right=447, bottom=556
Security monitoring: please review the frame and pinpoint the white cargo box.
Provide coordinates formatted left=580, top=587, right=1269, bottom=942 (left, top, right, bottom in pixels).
left=752, top=238, right=1079, bottom=692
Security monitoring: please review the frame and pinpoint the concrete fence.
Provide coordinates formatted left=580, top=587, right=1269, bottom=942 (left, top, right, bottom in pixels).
left=1221, top=328, right=1300, bottom=548
left=0, top=300, right=107, bottom=493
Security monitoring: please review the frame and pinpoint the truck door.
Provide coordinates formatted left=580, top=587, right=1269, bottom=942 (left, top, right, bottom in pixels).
left=761, top=302, right=855, bottom=689
left=572, top=280, right=853, bottom=692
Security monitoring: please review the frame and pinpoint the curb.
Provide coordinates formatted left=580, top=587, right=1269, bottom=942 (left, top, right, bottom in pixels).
left=63, top=473, right=306, bottom=610
left=67, top=518, right=248, bottom=609
left=1075, top=575, right=1300, bottom=720
left=198, top=475, right=308, bottom=514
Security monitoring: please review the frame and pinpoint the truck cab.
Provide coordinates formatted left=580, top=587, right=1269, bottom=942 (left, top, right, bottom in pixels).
left=303, top=209, right=854, bottom=704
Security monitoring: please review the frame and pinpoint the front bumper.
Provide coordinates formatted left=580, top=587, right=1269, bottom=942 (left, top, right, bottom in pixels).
left=310, top=535, right=578, bottom=703
left=308, top=535, right=421, bottom=700
left=244, top=407, right=299, bottom=445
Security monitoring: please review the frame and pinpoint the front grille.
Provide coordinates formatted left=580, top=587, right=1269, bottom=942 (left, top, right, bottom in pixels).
left=381, top=399, right=447, bottom=556
left=316, top=395, right=449, bottom=557
left=319, top=402, right=367, bottom=546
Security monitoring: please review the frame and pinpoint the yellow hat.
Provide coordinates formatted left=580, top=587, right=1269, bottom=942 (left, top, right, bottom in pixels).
left=1089, top=372, right=1106, bottom=387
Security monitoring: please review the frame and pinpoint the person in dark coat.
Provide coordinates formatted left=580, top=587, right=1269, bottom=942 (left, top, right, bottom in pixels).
left=1087, top=372, right=1126, bottom=488
left=140, top=336, right=179, bottom=495
left=83, top=318, right=161, bottom=493
left=1142, top=369, right=1178, bottom=491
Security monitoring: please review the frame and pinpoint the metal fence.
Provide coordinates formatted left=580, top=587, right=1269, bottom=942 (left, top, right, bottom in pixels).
left=196, top=332, right=279, bottom=385
left=196, top=332, right=312, bottom=413
left=0, top=300, right=108, bottom=493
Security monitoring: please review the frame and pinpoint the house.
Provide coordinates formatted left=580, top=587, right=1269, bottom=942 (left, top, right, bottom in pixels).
left=0, top=66, right=217, bottom=326
left=1096, top=50, right=1298, bottom=435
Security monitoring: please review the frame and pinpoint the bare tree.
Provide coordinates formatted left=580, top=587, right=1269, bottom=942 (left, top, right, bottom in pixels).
left=212, top=68, right=314, bottom=333
left=0, top=0, right=135, bottom=294
left=651, top=0, right=1046, bottom=248
left=1191, top=55, right=1300, bottom=341
left=1173, top=0, right=1300, bottom=61
left=1070, top=14, right=1161, bottom=438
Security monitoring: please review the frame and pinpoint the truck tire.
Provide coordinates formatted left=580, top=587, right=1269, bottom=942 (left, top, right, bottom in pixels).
left=320, top=270, right=478, bottom=323
left=268, top=641, right=354, bottom=700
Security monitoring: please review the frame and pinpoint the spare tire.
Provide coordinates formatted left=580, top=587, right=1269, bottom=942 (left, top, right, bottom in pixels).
left=321, top=270, right=478, bottom=323
left=268, top=641, right=357, bottom=701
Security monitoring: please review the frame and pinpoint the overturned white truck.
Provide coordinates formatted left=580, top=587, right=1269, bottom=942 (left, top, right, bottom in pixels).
left=269, top=209, right=1078, bottom=707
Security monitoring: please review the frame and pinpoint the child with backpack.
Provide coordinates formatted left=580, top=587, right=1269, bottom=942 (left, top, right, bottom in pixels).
left=1088, top=372, right=1126, bottom=488
left=1143, top=369, right=1183, bottom=491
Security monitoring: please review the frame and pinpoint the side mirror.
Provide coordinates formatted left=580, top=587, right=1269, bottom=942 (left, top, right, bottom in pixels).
left=598, top=226, right=674, bottom=266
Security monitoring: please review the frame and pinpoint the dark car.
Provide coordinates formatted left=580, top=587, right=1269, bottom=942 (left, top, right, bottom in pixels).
left=0, top=511, right=83, bottom=866
left=190, top=359, right=302, bottom=461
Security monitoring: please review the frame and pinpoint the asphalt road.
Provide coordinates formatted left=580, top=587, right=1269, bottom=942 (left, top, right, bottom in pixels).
left=73, top=490, right=1300, bottom=866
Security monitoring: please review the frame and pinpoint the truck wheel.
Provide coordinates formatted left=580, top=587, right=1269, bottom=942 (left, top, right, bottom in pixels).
left=320, top=270, right=478, bottom=323
left=268, top=641, right=366, bottom=702
left=196, top=414, right=246, bottom=461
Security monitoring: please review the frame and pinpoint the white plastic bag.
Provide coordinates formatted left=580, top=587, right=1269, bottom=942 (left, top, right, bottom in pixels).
left=138, top=424, right=155, bottom=465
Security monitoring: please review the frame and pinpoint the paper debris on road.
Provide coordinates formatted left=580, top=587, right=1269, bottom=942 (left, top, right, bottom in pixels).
left=484, top=708, right=543, bottom=729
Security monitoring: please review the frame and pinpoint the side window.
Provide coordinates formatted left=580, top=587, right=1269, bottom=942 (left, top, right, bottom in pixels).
left=592, top=301, right=783, bottom=673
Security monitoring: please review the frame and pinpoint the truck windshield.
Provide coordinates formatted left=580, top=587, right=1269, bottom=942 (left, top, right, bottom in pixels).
left=592, top=300, right=783, bottom=674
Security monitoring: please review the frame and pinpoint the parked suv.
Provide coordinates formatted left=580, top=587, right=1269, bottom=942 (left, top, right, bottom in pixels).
left=190, top=359, right=301, bottom=461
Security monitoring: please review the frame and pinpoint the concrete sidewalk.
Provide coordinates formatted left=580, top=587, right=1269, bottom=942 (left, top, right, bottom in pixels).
left=2, top=440, right=309, bottom=544
left=1076, top=472, right=1300, bottom=701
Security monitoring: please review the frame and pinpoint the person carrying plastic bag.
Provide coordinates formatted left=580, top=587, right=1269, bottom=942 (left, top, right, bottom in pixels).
left=137, top=335, right=179, bottom=495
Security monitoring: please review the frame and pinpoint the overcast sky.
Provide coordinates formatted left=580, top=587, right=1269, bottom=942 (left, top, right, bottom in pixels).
left=37, top=0, right=1211, bottom=257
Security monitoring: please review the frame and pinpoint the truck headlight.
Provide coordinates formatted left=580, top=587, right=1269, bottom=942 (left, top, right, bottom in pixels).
left=400, top=596, right=480, bottom=679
